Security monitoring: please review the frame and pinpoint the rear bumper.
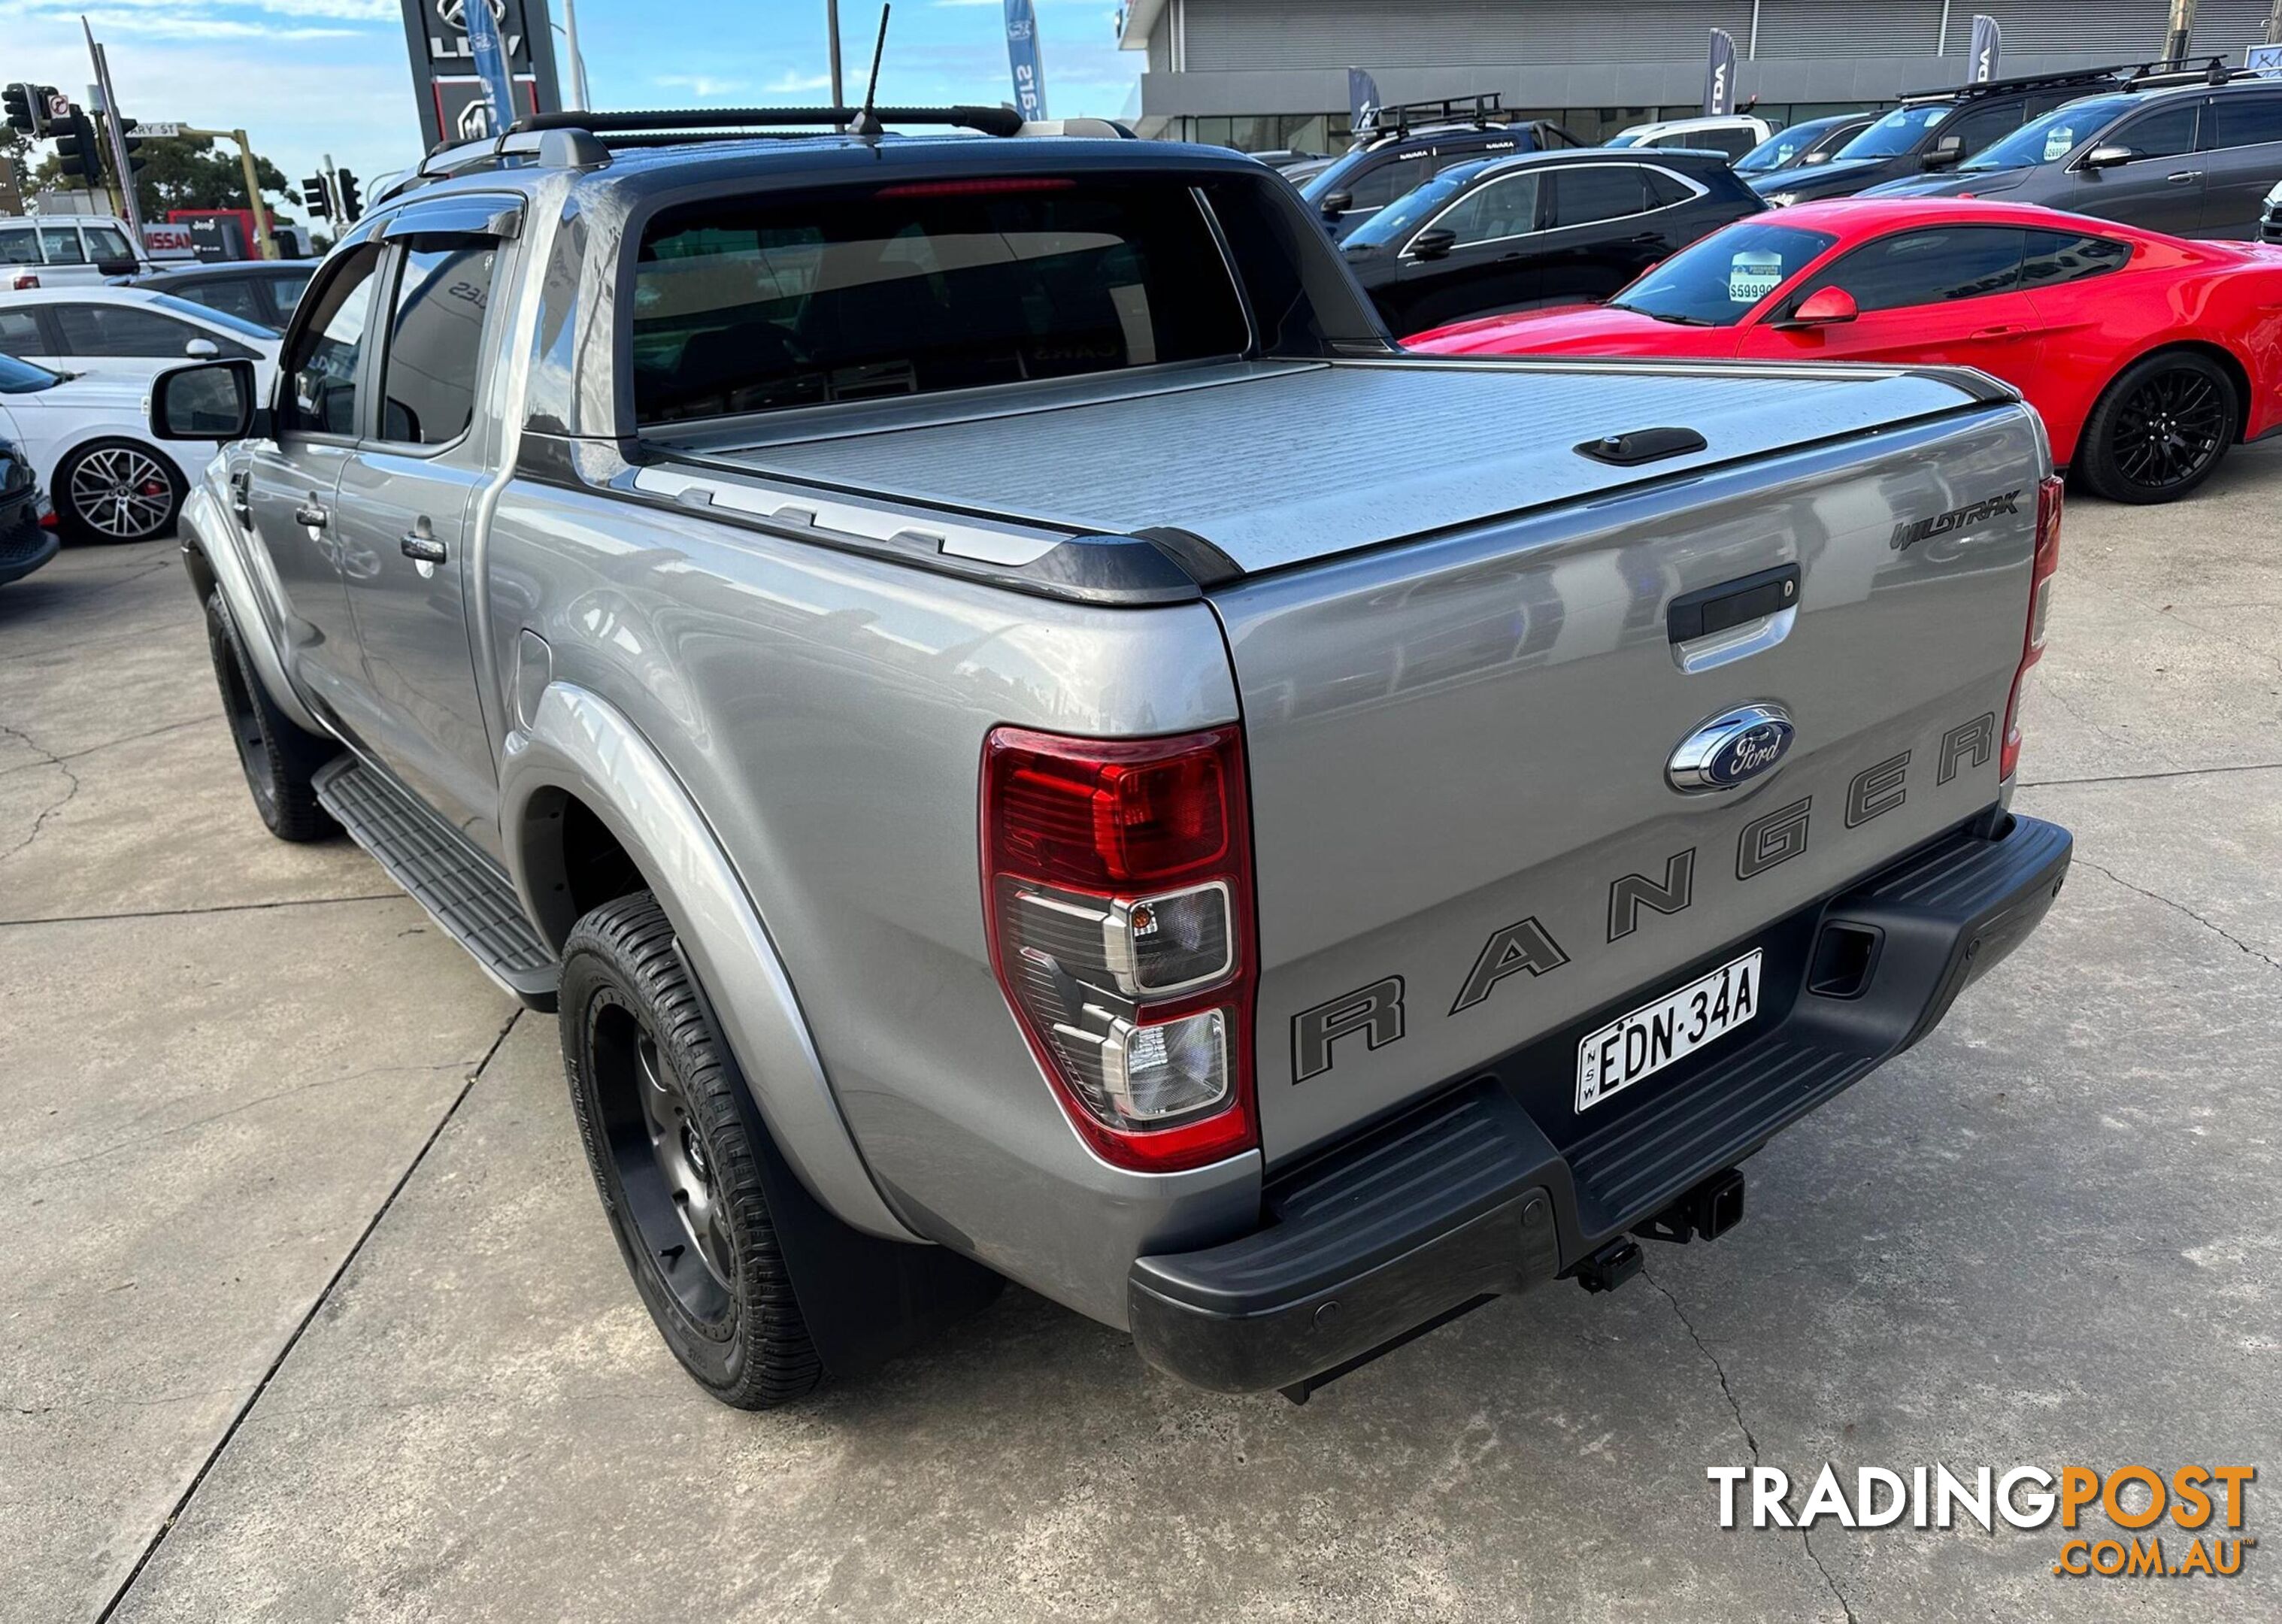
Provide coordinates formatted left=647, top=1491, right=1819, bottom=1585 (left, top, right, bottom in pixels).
left=1128, top=810, right=2071, bottom=1395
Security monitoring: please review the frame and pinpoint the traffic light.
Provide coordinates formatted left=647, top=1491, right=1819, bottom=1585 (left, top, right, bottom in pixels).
left=2, top=83, right=34, bottom=136
left=302, top=173, right=330, bottom=219
left=335, top=168, right=361, bottom=223
left=115, top=115, right=146, bottom=177
left=52, top=105, right=105, bottom=187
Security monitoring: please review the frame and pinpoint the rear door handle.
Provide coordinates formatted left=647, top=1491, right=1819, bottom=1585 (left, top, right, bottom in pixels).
left=1668, top=562, right=1800, bottom=644
left=292, top=501, right=329, bottom=528
left=401, top=523, right=446, bottom=564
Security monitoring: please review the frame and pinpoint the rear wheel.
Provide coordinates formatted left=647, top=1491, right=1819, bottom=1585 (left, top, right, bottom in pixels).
left=559, top=892, right=825, bottom=1408
left=205, top=589, right=338, bottom=841
left=55, top=440, right=185, bottom=543
left=2077, top=350, right=2237, bottom=504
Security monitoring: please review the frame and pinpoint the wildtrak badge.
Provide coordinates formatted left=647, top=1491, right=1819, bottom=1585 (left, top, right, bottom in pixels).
left=1892, top=489, right=2021, bottom=552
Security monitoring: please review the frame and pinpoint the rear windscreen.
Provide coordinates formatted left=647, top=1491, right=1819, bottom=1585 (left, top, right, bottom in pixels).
left=631, top=178, right=1253, bottom=425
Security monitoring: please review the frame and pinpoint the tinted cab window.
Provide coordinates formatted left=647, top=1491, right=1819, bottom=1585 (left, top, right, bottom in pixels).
left=378, top=244, right=495, bottom=446
left=283, top=250, right=381, bottom=435
left=51, top=302, right=250, bottom=359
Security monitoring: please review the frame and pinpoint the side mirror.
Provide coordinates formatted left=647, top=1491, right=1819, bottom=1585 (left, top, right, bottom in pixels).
left=2082, top=144, right=2133, bottom=171
left=150, top=358, right=258, bottom=441
left=1781, top=286, right=1859, bottom=329
left=1320, top=189, right=1353, bottom=216
left=1922, top=134, right=1966, bottom=170
left=1409, top=227, right=1457, bottom=261
left=183, top=336, right=220, bottom=359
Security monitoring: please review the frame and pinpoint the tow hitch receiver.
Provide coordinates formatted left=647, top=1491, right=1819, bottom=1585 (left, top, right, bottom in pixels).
left=1575, top=1238, right=1644, bottom=1294
left=1635, top=1168, right=1747, bottom=1246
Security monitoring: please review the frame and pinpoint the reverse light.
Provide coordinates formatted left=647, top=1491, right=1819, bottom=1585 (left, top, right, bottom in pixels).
left=2001, top=474, right=2064, bottom=780
left=982, top=725, right=1257, bottom=1171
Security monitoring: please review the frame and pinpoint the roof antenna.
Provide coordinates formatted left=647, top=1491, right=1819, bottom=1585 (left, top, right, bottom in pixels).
left=848, top=4, right=891, bottom=138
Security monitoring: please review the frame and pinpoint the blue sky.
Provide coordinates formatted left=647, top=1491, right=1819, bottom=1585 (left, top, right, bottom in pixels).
left=0, top=0, right=1141, bottom=230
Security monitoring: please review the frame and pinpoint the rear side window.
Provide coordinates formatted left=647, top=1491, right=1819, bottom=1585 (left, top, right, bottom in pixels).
left=52, top=302, right=203, bottom=357
left=38, top=227, right=86, bottom=265
left=0, top=309, right=44, bottom=351
left=632, top=179, right=1251, bottom=426
left=175, top=277, right=271, bottom=329
left=1547, top=165, right=1649, bottom=229
left=2209, top=95, right=2282, bottom=150
left=379, top=244, right=496, bottom=446
left=2020, top=230, right=2132, bottom=289
left=1806, top=226, right=2026, bottom=313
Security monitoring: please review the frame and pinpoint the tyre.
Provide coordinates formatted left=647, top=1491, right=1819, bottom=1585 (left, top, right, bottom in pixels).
left=2076, top=350, right=2238, bottom=504
left=559, top=892, right=824, bottom=1408
left=204, top=589, right=338, bottom=841
left=54, top=439, right=186, bottom=543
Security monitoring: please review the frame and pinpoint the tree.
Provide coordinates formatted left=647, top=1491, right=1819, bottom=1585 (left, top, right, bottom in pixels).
left=129, top=134, right=299, bottom=220
left=2, top=129, right=32, bottom=202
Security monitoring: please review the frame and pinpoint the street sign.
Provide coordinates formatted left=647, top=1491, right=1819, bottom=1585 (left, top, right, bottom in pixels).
left=136, top=120, right=186, bottom=138
left=396, top=0, right=560, bottom=150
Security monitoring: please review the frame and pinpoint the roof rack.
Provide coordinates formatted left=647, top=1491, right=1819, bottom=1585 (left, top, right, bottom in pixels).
left=511, top=105, right=1025, bottom=140
left=2124, top=56, right=2258, bottom=90
left=1359, top=93, right=1508, bottom=139
left=1901, top=62, right=2141, bottom=105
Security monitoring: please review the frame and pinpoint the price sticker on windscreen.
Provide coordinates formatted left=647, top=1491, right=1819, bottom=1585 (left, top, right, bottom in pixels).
left=2044, top=125, right=2079, bottom=162
left=1728, top=251, right=1784, bottom=305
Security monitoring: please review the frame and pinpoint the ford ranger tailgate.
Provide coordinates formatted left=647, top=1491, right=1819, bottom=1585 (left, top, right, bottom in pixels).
left=1208, top=392, right=2046, bottom=1163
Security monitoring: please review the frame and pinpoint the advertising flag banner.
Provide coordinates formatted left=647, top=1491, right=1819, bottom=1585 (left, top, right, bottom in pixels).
left=465, top=0, right=516, bottom=133
left=1004, top=0, right=1049, bottom=122
left=1349, top=67, right=1381, bottom=133
left=1704, top=29, right=1736, bottom=117
left=1969, top=14, right=2003, bottom=83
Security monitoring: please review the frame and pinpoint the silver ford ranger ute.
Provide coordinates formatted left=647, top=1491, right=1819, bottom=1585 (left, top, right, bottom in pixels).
left=148, top=107, right=2071, bottom=1407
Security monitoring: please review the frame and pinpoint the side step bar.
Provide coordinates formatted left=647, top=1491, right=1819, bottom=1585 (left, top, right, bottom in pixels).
left=314, top=756, right=560, bottom=1009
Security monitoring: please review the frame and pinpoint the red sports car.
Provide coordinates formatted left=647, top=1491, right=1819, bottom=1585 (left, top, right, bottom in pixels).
left=1407, top=198, right=2282, bottom=504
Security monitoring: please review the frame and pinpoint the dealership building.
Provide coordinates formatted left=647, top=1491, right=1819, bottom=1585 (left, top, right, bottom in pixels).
left=1117, top=0, right=2282, bottom=147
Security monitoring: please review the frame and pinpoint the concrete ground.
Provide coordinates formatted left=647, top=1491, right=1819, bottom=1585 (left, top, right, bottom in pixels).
left=3, top=448, right=2277, bottom=1623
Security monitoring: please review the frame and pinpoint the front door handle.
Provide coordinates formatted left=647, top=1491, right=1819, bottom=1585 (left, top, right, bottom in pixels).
left=1971, top=324, right=2023, bottom=338
left=2165, top=170, right=2202, bottom=184
left=400, top=523, right=447, bottom=564
left=292, top=501, right=329, bottom=528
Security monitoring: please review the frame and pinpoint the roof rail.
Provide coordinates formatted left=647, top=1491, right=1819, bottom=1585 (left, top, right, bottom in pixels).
left=1901, top=62, right=2141, bottom=105
left=2124, top=56, right=2256, bottom=89
left=510, top=105, right=1025, bottom=140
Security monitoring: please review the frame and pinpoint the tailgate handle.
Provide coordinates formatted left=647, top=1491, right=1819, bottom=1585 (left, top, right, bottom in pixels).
left=1668, top=563, right=1799, bottom=644
left=1574, top=426, right=1708, bottom=466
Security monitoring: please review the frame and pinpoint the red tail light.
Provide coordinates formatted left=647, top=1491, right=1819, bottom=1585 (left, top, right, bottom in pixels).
left=981, top=725, right=1257, bottom=1172
left=2001, top=474, right=2064, bottom=780
left=9, top=273, right=37, bottom=292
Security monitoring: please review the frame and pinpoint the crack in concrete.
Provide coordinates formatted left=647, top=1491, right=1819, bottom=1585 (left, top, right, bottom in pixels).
left=0, top=720, right=81, bottom=868
left=0, top=892, right=403, bottom=930
left=0, top=714, right=220, bottom=780
left=1646, top=1267, right=1859, bottom=1624
left=94, top=1005, right=524, bottom=1623
left=2074, top=859, right=2282, bottom=975
left=2022, top=759, right=2282, bottom=789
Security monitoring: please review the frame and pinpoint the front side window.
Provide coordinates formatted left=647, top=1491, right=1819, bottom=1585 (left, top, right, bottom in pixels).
left=38, top=227, right=86, bottom=265
left=282, top=248, right=380, bottom=435
left=1935, top=102, right=2028, bottom=160
left=1432, top=171, right=1543, bottom=247
left=1612, top=221, right=1837, bottom=327
left=2111, top=102, right=2199, bottom=162
left=632, top=179, right=1251, bottom=426
left=1341, top=153, right=1429, bottom=214
left=176, top=278, right=272, bottom=329
left=51, top=303, right=203, bottom=357
left=1802, top=227, right=2026, bottom=314
left=1547, top=165, right=1650, bottom=229
left=379, top=243, right=496, bottom=446
left=82, top=224, right=134, bottom=262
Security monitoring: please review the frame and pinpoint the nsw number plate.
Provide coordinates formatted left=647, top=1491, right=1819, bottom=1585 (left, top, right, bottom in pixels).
left=1576, top=950, right=1762, bottom=1113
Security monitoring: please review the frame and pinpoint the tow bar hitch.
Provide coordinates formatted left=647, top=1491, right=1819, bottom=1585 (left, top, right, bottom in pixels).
left=1635, top=1168, right=1747, bottom=1245
left=1575, top=1238, right=1644, bottom=1294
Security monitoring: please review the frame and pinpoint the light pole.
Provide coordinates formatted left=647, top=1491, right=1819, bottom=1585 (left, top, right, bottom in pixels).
left=2165, top=0, right=2198, bottom=63
left=556, top=0, right=590, bottom=111
left=828, top=0, right=845, bottom=107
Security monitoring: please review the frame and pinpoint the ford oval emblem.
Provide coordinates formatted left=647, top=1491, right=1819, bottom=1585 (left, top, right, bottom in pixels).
left=1668, top=704, right=1796, bottom=795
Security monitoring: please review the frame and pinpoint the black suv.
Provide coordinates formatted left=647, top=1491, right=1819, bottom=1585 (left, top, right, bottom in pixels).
left=1867, top=64, right=2282, bottom=240
left=126, top=259, right=317, bottom=335
left=1300, top=95, right=1586, bottom=240
left=1341, top=147, right=1765, bottom=336
left=1753, top=65, right=2134, bottom=205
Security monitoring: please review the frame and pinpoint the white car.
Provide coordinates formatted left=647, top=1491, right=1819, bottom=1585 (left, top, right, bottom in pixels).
left=0, top=286, right=280, bottom=394
left=0, top=216, right=152, bottom=288
left=0, top=350, right=209, bottom=543
left=1605, top=114, right=1776, bottom=162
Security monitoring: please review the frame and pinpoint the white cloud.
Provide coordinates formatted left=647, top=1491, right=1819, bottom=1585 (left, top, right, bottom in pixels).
left=764, top=70, right=833, bottom=94
left=653, top=73, right=753, bottom=100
